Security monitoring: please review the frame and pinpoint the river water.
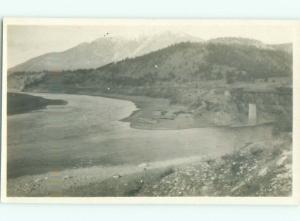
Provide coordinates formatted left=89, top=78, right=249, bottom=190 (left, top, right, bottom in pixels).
left=7, top=93, right=273, bottom=179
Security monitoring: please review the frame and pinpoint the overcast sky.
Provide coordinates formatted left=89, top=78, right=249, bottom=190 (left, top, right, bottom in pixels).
left=7, top=20, right=294, bottom=68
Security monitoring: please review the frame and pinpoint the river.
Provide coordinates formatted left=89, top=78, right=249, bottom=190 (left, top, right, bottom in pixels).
left=7, top=93, right=273, bottom=180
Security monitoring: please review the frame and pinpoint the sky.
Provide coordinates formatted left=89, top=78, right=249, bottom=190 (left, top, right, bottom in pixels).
left=6, top=20, right=295, bottom=68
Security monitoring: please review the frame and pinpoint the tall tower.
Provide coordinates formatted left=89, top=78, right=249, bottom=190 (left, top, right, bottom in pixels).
left=248, top=103, right=257, bottom=125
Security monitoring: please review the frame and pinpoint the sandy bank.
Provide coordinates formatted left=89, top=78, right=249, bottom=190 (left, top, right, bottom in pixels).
left=7, top=155, right=209, bottom=197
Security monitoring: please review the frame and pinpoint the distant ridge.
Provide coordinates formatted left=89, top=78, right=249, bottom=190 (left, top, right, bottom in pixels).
left=8, top=39, right=292, bottom=92
left=209, top=37, right=292, bottom=53
left=9, top=32, right=203, bottom=73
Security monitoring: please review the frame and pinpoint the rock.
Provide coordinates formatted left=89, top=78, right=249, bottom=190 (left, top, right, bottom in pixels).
left=258, top=167, right=268, bottom=176
left=113, top=174, right=122, bottom=179
left=138, top=163, right=149, bottom=168
left=63, top=175, right=73, bottom=180
left=276, top=156, right=287, bottom=166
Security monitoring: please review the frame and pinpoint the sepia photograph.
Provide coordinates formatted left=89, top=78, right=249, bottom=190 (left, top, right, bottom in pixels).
left=1, top=18, right=299, bottom=204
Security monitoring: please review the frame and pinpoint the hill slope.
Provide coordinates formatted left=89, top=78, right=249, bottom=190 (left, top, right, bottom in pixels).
left=44, top=41, right=291, bottom=89
left=8, top=41, right=292, bottom=129
left=9, top=40, right=292, bottom=95
left=9, top=32, right=202, bottom=73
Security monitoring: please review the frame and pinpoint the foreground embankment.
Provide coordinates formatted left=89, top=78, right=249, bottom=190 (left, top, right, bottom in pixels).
left=65, top=133, right=292, bottom=197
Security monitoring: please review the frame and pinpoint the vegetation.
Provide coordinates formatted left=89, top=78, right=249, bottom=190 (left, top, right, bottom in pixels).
left=62, top=135, right=292, bottom=197
left=8, top=41, right=293, bottom=130
left=7, top=92, right=67, bottom=115
left=7, top=39, right=293, bottom=197
left=9, top=41, right=292, bottom=89
left=138, top=135, right=292, bottom=196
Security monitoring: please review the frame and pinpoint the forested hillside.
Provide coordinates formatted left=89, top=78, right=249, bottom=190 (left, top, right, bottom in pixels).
left=10, top=41, right=291, bottom=89
left=69, top=41, right=292, bottom=86
left=8, top=40, right=292, bottom=129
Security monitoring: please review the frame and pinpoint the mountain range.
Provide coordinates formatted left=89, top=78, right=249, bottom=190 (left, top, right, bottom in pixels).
left=8, top=37, right=292, bottom=130
left=9, top=32, right=203, bottom=73
left=9, top=38, right=292, bottom=91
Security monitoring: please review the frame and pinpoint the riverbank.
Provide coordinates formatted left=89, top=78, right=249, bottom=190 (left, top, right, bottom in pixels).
left=7, top=155, right=207, bottom=196
left=66, top=133, right=292, bottom=197
left=23, top=89, right=250, bottom=130
left=8, top=133, right=291, bottom=197
left=114, top=94, right=208, bottom=130
left=7, top=92, right=67, bottom=115
left=6, top=92, right=291, bottom=197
